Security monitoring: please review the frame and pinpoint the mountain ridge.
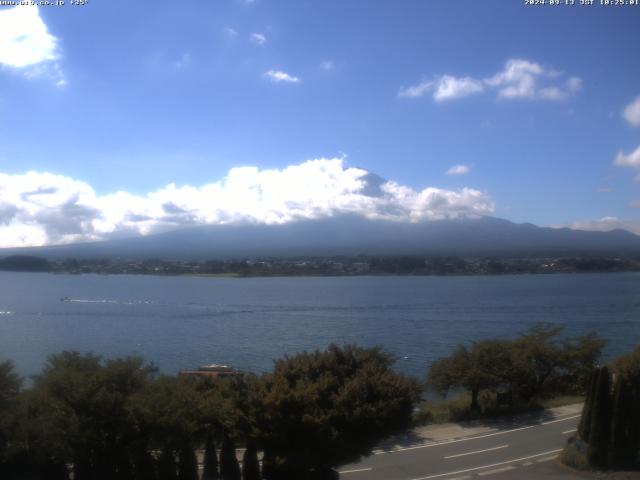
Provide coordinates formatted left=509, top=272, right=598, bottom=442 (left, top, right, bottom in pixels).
left=1, top=215, right=639, bottom=261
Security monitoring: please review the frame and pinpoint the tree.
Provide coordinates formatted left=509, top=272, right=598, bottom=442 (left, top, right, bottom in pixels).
left=428, top=340, right=512, bottom=414
left=427, top=324, right=605, bottom=412
left=611, top=346, right=640, bottom=384
left=587, top=366, right=611, bottom=468
left=608, top=376, right=636, bottom=468
left=129, top=376, right=204, bottom=458
left=177, top=445, right=198, bottom=480
left=21, top=352, right=154, bottom=480
left=219, top=433, right=240, bottom=480
left=157, top=448, right=177, bottom=480
left=0, top=361, right=21, bottom=452
left=241, top=440, right=260, bottom=480
left=202, top=432, right=219, bottom=480
left=578, top=369, right=598, bottom=443
left=610, top=346, right=640, bottom=467
left=253, top=344, right=420, bottom=478
left=130, top=443, right=156, bottom=480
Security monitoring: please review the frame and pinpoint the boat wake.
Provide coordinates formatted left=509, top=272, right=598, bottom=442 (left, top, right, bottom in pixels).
left=60, top=298, right=154, bottom=305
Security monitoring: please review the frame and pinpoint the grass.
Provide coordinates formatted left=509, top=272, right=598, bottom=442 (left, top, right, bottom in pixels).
left=539, top=394, right=584, bottom=409
left=413, top=392, right=584, bottom=426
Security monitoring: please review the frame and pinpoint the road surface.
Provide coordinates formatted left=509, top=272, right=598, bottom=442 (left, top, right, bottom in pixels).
left=338, top=408, right=582, bottom=480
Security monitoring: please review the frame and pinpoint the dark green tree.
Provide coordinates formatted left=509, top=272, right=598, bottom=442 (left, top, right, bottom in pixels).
left=157, top=448, right=177, bottom=480
left=202, top=432, right=219, bottom=480
left=129, top=376, right=204, bottom=463
left=20, top=352, right=154, bottom=480
left=611, top=347, right=640, bottom=467
left=254, top=344, right=420, bottom=477
left=131, top=444, right=157, bottom=480
left=428, top=324, right=605, bottom=413
left=607, top=376, right=635, bottom=467
left=578, top=369, right=598, bottom=443
left=587, top=366, right=611, bottom=468
left=241, top=440, right=260, bottom=480
left=177, top=445, right=198, bottom=480
left=220, top=433, right=241, bottom=480
left=428, top=340, right=511, bottom=414
left=0, top=360, right=21, bottom=471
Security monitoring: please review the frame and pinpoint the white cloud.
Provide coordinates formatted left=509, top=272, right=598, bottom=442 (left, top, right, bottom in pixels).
left=263, top=69, right=300, bottom=84
left=615, top=145, right=640, bottom=169
left=447, top=165, right=470, bottom=175
left=250, top=33, right=266, bottom=45
left=432, top=76, right=484, bottom=101
left=0, top=5, right=58, bottom=68
left=223, top=27, right=238, bottom=38
left=320, top=60, right=334, bottom=71
left=561, top=217, right=640, bottom=236
left=398, top=80, right=433, bottom=99
left=0, top=158, right=495, bottom=247
left=623, top=96, right=640, bottom=127
left=0, top=5, right=66, bottom=86
left=400, top=58, right=581, bottom=102
left=486, top=59, right=542, bottom=99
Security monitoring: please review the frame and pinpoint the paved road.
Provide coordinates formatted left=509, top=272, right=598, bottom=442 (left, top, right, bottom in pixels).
left=338, top=411, right=582, bottom=480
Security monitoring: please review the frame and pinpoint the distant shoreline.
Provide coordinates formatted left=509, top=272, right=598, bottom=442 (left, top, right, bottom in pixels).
left=1, top=254, right=639, bottom=277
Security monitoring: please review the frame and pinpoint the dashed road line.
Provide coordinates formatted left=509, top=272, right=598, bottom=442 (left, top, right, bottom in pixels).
left=374, top=415, right=580, bottom=455
left=338, top=467, right=373, bottom=474
left=408, top=448, right=563, bottom=480
left=444, top=445, right=508, bottom=459
left=477, top=465, right=516, bottom=476
left=562, top=428, right=577, bottom=434
left=535, top=455, right=559, bottom=463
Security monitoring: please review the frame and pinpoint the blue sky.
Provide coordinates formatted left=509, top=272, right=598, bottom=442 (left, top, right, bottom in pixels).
left=0, top=0, right=639, bottom=247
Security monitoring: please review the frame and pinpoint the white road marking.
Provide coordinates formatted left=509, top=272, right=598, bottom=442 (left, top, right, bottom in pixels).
left=477, top=465, right=516, bottom=476
left=408, top=448, right=563, bottom=480
left=536, top=455, right=559, bottom=463
left=562, top=428, right=577, bottom=434
left=338, top=467, right=373, bottom=474
left=444, top=445, right=508, bottom=459
left=374, top=415, right=580, bottom=455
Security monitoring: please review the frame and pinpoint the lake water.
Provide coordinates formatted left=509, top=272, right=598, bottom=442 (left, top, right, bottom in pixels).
left=0, top=272, right=638, bottom=379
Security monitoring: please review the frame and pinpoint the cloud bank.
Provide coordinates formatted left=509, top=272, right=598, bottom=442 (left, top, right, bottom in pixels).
left=399, top=59, right=581, bottom=102
left=0, top=158, right=496, bottom=248
left=562, top=217, right=640, bottom=236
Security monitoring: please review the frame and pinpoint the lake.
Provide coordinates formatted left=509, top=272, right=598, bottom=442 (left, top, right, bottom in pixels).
left=0, top=272, right=638, bottom=379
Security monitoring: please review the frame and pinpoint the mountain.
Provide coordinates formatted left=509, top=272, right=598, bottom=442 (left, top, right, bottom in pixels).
left=2, top=215, right=640, bottom=260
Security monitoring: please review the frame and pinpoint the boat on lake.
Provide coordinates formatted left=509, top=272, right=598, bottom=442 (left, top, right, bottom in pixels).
left=178, top=363, right=240, bottom=379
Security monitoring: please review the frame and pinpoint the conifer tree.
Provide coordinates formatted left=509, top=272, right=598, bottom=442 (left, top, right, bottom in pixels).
left=202, top=432, right=219, bottom=480
left=587, top=366, right=611, bottom=468
left=578, top=369, right=598, bottom=442
left=177, top=445, right=198, bottom=480
left=157, top=448, right=178, bottom=480
left=241, top=440, right=260, bottom=480
left=131, top=446, right=156, bottom=480
left=608, top=376, right=631, bottom=467
left=220, top=433, right=241, bottom=480
left=260, top=449, right=276, bottom=480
